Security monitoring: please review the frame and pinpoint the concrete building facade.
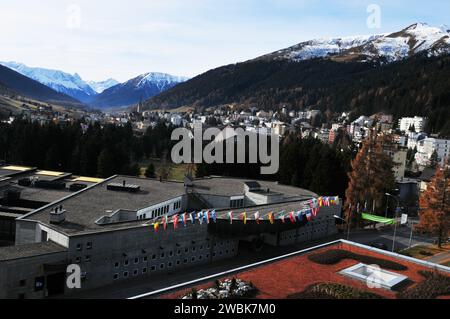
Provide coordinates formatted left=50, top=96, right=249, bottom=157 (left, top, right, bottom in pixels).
left=0, top=174, right=340, bottom=299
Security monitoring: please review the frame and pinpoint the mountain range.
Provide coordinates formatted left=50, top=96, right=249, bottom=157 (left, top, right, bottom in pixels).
left=143, top=23, right=450, bottom=135
left=1, top=22, right=450, bottom=134
left=0, top=64, right=81, bottom=106
left=0, top=62, right=188, bottom=109
left=87, top=72, right=189, bottom=109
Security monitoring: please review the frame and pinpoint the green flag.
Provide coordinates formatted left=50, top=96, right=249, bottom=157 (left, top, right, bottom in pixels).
left=362, top=213, right=395, bottom=225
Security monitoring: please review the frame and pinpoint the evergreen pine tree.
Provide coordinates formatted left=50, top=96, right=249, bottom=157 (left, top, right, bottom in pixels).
left=416, top=163, right=450, bottom=247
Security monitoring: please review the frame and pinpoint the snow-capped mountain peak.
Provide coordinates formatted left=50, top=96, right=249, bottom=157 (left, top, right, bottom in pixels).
left=258, top=23, right=450, bottom=64
left=0, top=61, right=97, bottom=102
left=88, top=72, right=189, bottom=109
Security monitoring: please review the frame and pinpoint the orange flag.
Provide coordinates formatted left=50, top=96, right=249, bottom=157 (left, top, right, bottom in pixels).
left=268, top=212, right=274, bottom=224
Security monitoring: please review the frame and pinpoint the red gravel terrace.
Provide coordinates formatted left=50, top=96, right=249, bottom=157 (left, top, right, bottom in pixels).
left=153, top=241, right=450, bottom=300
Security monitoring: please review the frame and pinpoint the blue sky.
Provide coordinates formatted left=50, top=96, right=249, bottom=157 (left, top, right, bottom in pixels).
left=0, top=0, right=448, bottom=82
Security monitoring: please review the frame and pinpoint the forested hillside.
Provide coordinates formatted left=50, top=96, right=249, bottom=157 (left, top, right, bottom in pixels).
left=146, top=54, right=450, bottom=136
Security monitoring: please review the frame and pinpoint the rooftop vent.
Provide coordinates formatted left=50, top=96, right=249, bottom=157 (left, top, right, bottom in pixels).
left=244, top=181, right=261, bottom=192
left=50, top=205, right=66, bottom=225
left=69, top=183, right=88, bottom=192
left=107, top=182, right=141, bottom=193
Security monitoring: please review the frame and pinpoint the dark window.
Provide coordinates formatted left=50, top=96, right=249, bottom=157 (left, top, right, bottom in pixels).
left=114, top=262, right=119, bottom=268
left=151, top=266, right=156, bottom=271
left=143, top=257, right=148, bottom=262
left=76, top=243, right=82, bottom=251
left=134, top=257, right=139, bottom=264
left=86, top=242, right=93, bottom=250
left=85, top=256, right=91, bottom=262
left=160, top=263, right=165, bottom=269
left=75, top=257, right=81, bottom=263
left=19, top=279, right=26, bottom=287
left=133, top=269, right=138, bottom=276
left=142, top=268, right=147, bottom=274
left=113, top=274, right=119, bottom=280
left=152, top=254, right=156, bottom=260
left=34, top=277, right=45, bottom=292
left=123, top=271, right=129, bottom=278
left=124, top=259, right=129, bottom=266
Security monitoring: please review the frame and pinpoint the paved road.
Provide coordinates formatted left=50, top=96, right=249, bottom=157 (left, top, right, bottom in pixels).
left=66, top=225, right=436, bottom=299
left=347, top=225, right=435, bottom=252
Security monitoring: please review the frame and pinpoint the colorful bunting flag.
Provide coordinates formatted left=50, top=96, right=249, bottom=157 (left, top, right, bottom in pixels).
left=198, top=211, right=204, bottom=225
left=289, top=211, right=296, bottom=224
left=182, top=213, right=187, bottom=227
left=154, top=222, right=159, bottom=232
left=162, top=214, right=168, bottom=230
left=211, top=210, right=217, bottom=223
left=254, top=211, right=260, bottom=224
left=268, top=212, right=274, bottom=225
left=279, top=211, right=286, bottom=223
left=172, top=215, right=179, bottom=229
left=241, top=212, right=247, bottom=225
left=190, top=212, right=196, bottom=224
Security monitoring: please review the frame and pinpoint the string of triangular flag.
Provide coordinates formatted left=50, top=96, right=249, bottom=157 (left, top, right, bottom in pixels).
left=152, top=196, right=339, bottom=232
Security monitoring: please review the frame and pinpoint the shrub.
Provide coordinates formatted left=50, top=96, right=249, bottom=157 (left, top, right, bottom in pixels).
left=308, top=249, right=407, bottom=271
left=398, top=271, right=450, bottom=299
left=288, top=283, right=384, bottom=299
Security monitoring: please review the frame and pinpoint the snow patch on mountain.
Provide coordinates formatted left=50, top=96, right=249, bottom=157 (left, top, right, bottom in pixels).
left=88, top=78, right=120, bottom=93
left=260, top=23, right=450, bottom=64
left=278, top=34, right=384, bottom=61
left=137, top=72, right=190, bottom=90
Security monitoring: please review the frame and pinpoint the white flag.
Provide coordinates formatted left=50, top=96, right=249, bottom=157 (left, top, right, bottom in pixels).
left=401, top=214, right=408, bottom=225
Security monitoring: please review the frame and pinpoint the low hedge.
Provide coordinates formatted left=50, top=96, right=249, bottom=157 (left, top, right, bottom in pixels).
left=288, top=283, right=384, bottom=299
left=308, top=249, right=408, bottom=271
left=398, top=271, right=450, bottom=299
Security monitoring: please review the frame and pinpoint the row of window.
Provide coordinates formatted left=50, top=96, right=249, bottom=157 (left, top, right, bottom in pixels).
left=112, top=249, right=237, bottom=280
left=75, top=255, right=91, bottom=263
left=76, top=242, right=93, bottom=251
left=230, top=199, right=244, bottom=208
left=139, top=200, right=182, bottom=220
left=114, top=244, right=215, bottom=268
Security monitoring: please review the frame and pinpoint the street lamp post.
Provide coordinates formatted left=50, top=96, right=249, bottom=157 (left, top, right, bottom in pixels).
left=386, top=193, right=400, bottom=252
left=334, top=215, right=350, bottom=241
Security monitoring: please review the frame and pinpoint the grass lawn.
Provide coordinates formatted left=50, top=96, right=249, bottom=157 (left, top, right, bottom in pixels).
left=139, top=160, right=194, bottom=182
left=400, top=244, right=450, bottom=259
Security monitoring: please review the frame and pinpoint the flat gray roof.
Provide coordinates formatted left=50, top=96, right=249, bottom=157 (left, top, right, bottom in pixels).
left=22, top=176, right=187, bottom=235
left=0, top=242, right=67, bottom=262
left=19, top=176, right=318, bottom=236
left=191, top=177, right=316, bottom=199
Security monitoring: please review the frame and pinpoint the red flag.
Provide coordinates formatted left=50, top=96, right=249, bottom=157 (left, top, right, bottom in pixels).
left=172, top=215, right=179, bottom=229
left=289, top=211, right=296, bottom=224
